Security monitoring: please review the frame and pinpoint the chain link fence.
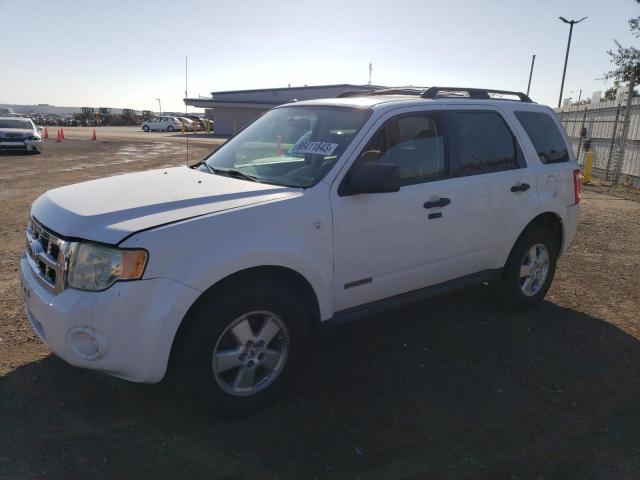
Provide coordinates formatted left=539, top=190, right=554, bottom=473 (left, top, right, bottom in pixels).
left=556, top=97, right=640, bottom=185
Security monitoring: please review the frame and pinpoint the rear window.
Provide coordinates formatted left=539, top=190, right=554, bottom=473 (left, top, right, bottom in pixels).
left=448, top=111, right=521, bottom=177
left=515, top=111, right=569, bottom=164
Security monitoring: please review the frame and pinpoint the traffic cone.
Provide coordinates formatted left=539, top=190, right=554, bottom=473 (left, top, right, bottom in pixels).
left=91, top=128, right=96, bottom=140
left=43, top=127, right=49, bottom=139
left=275, top=134, right=282, bottom=156
left=60, top=128, right=65, bottom=140
left=56, top=129, right=61, bottom=143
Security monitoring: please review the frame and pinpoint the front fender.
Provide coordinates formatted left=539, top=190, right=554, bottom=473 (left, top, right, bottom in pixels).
left=120, top=190, right=334, bottom=320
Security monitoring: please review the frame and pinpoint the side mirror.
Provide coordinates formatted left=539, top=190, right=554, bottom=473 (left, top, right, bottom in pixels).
left=37, top=126, right=43, bottom=132
left=340, top=162, right=400, bottom=196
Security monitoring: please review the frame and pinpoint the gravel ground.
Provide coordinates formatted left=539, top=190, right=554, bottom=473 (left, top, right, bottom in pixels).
left=0, top=132, right=639, bottom=479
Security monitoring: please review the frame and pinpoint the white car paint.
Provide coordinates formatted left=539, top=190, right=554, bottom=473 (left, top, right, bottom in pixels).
left=20, top=94, right=581, bottom=383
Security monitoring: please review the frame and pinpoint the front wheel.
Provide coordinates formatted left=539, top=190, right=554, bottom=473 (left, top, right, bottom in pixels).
left=142, top=125, right=150, bottom=132
left=167, top=125, right=175, bottom=132
left=494, top=227, right=557, bottom=310
left=173, top=281, right=310, bottom=416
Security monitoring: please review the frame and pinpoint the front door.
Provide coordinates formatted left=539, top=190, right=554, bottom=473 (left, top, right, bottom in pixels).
left=331, top=109, right=458, bottom=311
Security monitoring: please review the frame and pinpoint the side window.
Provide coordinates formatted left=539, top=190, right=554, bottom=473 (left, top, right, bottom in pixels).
left=361, top=112, right=446, bottom=185
left=515, top=111, right=569, bottom=164
left=449, top=111, right=521, bottom=177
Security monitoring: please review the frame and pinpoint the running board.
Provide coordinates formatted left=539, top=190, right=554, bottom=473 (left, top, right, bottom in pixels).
left=322, top=269, right=502, bottom=334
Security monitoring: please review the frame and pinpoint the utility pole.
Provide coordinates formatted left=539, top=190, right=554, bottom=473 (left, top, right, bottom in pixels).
left=368, top=62, right=373, bottom=86
left=558, top=16, right=587, bottom=108
left=527, top=54, right=536, bottom=96
left=156, top=98, right=162, bottom=115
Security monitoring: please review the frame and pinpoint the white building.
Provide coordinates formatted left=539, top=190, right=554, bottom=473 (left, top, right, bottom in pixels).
left=185, top=84, right=381, bottom=136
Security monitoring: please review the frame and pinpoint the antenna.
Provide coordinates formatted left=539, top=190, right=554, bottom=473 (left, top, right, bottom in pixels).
left=185, top=56, right=189, bottom=165
left=368, top=62, right=373, bottom=86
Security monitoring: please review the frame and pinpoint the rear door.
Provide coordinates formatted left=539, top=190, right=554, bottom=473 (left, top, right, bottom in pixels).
left=443, top=106, right=540, bottom=270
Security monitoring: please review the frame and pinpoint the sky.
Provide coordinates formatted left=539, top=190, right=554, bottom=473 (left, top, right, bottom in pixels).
left=0, top=0, right=637, bottom=111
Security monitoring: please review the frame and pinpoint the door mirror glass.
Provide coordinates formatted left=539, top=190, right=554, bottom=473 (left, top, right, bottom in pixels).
left=342, top=162, right=400, bottom=195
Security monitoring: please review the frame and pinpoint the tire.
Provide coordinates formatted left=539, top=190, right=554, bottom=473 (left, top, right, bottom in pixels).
left=494, top=227, right=558, bottom=310
left=167, top=125, right=175, bottom=132
left=173, top=280, right=310, bottom=417
left=142, top=125, right=150, bottom=132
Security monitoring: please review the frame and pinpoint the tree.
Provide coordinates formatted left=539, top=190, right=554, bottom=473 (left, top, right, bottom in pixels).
left=602, top=0, right=640, bottom=82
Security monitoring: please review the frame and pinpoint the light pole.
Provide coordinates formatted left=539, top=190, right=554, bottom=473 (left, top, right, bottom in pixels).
left=156, top=98, right=162, bottom=115
left=558, top=16, right=587, bottom=108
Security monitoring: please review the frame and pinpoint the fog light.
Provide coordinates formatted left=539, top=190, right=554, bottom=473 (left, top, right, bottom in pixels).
left=66, top=326, right=108, bottom=360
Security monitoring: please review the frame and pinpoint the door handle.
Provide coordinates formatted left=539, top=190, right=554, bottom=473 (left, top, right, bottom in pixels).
left=510, top=183, right=530, bottom=193
left=423, top=197, right=451, bottom=209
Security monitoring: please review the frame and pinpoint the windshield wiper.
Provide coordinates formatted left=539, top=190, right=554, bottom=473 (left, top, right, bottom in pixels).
left=215, top=167, right=262, bottom=183
left=197, top=161, right=215, bottom=174
left=196, top=161, right=264, bottom=184
left=223, top=169, right=262, bottom=183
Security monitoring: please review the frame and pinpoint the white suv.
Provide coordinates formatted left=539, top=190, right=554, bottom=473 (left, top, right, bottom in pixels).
left=20, top=87, right=581, bottom=416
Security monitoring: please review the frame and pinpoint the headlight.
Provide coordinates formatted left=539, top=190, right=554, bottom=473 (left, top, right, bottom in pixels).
left=27, top=135, right=41, bottom=141
left=67, top=242, right=148, bottom=291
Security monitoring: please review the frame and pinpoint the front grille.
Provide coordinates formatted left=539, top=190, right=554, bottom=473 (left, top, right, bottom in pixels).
left=25, top=218, right=69, bottom=293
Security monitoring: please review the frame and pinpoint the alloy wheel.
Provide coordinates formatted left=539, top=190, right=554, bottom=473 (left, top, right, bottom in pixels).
left=212, top=311, right=290, bottom=396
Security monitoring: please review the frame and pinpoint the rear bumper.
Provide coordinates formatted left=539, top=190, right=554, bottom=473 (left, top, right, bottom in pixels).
left=562, top=203, right=581, bottom=255
left=20, top=252, right=201, bottom=383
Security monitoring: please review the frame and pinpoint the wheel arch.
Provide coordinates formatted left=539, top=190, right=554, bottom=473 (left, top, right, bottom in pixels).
left=507, top=211, right=565, bottom=265
left=167, top=265, right=322, bottom=373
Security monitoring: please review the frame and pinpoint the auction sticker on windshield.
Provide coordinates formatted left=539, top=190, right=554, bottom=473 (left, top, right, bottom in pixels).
left=289, top=140, right=338, bottom=156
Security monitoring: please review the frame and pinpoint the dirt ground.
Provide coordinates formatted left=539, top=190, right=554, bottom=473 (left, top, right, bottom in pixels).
left=1, top=130, right=639, bottom=479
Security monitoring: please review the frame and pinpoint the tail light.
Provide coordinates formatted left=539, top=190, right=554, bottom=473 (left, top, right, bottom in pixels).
left=573, top=169, right=583, bottom=204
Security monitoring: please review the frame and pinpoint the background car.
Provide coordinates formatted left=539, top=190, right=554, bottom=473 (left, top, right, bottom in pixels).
left=141, top=116, right=182, bottom=132
left=0, top=117, right=43, bottom=154
left=176, top=117, right=199, bottom=130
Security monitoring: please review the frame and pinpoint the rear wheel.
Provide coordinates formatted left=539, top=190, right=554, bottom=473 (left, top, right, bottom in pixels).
left=494, top=227, right=557, bottom=310
left=167, top=125, right=175, bottom=132
left=173, top=281, right=310, bottom=416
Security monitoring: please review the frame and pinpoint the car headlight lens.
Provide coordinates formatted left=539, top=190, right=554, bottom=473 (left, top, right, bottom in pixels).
left=27, top=135, right=41, bottom=141
left=67, top=242, right=148, bottom=291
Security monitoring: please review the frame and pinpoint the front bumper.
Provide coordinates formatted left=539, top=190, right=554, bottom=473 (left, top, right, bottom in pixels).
left=0, top=139, right=42, bottom=153
left=20, top=252, right=201, bottom=383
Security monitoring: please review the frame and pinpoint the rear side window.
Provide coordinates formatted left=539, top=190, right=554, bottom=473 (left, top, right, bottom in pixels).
left=515, top=111, right=569, bottom=164
left=448, top=111, right=521, bottom=177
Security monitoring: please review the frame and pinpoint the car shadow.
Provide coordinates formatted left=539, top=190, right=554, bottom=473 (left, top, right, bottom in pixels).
left=2, top=284, right=639, bottom=479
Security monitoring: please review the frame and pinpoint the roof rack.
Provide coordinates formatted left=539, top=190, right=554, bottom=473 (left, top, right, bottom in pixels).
left=421, top=87, right=533, bottom=102
left=337, top=87, right=424, bottom=98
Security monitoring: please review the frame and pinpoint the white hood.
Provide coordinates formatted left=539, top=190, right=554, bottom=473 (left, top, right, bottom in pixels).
left=31, top=166, right=300, bottom=244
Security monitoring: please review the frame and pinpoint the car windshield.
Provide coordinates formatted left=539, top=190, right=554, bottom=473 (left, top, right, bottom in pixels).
left=202, top=106, right=371, bottom=188
left=0, top=119, right=33, bottom=129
